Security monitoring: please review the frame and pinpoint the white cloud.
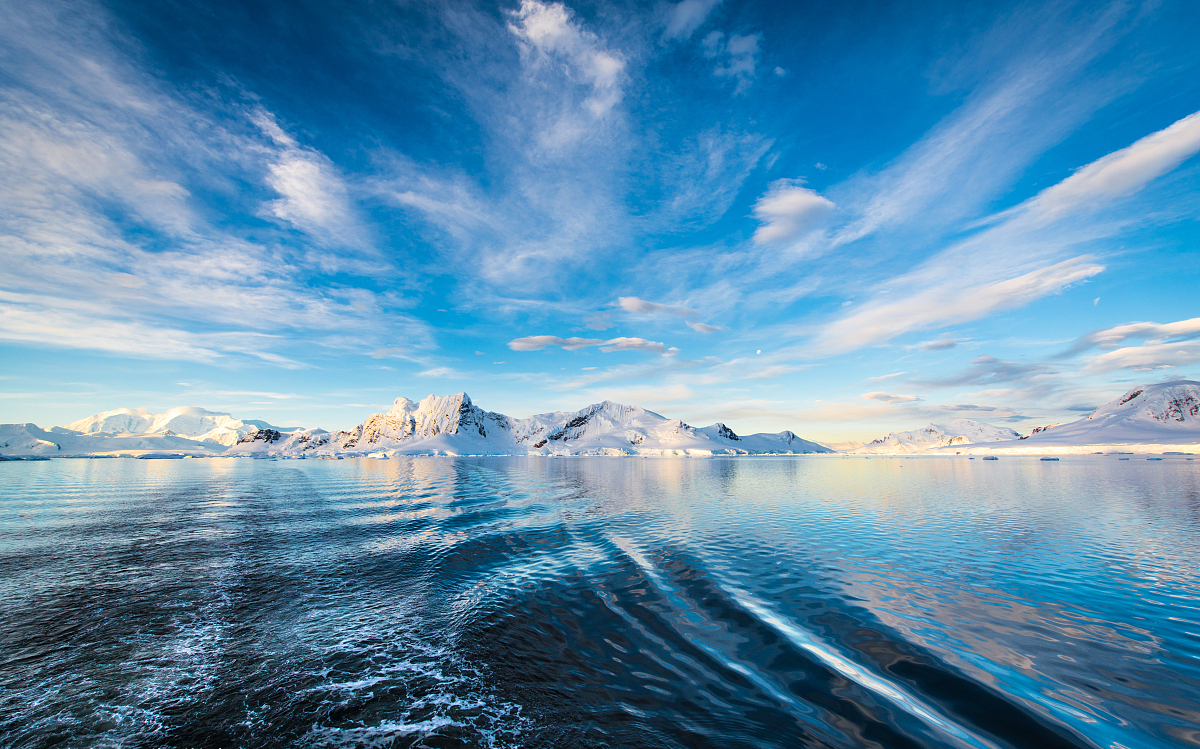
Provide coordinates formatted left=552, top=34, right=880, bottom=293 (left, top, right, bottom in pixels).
left=1069, top=317, right=1200, bottom=372
left=508, top=335, right=606, bottom=351
left=1015, top=109, right=1200, bottom=221
left=662, top=0, right=722, bottom=41
left=618, top=296, right=698, bottom=317
left=1085, top=342, right=1200, bottom=373
left=508, top=0, right=625, bottom=118
left=582, top=313, right=616, bottom=330
left=752, top=180, right=835, bottom=245
left=600, top=337, right=671, bottom=354
left=0, top=298, right=302, bottom=367
left=687, top=321, right=722, bottom=333
left=862, top=392, right=923, bottom=404
left=417, top=367, right=464, bottom=378
left=508, top=334, right=675, bottom=356
left=919, top=339, right=960, bottom=351
left=1085, top=317, right=1200, bottom=350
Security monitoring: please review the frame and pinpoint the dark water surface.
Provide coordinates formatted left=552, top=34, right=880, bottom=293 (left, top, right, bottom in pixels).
left=2, top=456, right=1199, bottom=748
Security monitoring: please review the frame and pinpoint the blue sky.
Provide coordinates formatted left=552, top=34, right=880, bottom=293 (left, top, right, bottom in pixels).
left=1, top=0, right=1198, bottom=445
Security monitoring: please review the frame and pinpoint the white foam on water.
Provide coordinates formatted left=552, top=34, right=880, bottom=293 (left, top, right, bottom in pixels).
left=718, top=582, right=1004, bottom=749
left=610, top=534, right=1002, bottom=749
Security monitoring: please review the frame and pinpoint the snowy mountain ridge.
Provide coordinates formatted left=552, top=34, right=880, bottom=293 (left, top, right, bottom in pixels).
left=228, top=393, right=832, bottom=457
left=852, top=419, right=1021, bottom=454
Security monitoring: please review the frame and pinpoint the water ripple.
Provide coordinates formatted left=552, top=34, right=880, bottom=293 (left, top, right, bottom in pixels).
left=1, top=456, right=1198, bottom=747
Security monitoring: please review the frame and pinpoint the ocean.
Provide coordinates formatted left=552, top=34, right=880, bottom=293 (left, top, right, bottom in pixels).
left=1, top=456, right=1198, bottom=748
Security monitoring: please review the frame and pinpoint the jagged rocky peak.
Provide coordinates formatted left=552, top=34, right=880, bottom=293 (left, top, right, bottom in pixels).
left=1018, top=423, right=1060, bottom=439
left=714, top=423, right=740, bottom=441
left=337, top=392, right=514, bottom=450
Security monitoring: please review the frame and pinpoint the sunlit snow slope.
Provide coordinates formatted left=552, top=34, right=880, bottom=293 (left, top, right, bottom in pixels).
left=954, top=381, right=1200, bottom=454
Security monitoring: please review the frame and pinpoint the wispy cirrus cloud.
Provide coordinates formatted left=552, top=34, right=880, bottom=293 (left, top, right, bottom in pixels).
left=812, top=257, right=1105, bottom=355
left=253, top=110, right=375, bottom=265
left=0, top=0, right=431, bottom=365
left=829, top=3, right=1132, bottom=247
left=913, top=356, right=1049, bottom=388
left=702, top=31, right=760, bottom=93
left=802, top=100, right=1200, bottom=359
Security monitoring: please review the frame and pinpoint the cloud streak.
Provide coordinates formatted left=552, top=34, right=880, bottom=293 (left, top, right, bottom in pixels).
left=1065, top=316, right=1200, bottom=373
left=862, top=392, right=923, bottom=403
left=814, top=257, right=1104, bottom=354
left=618, top=296, right=697, bottom=317
left=508, top=334, right=678, bottom=356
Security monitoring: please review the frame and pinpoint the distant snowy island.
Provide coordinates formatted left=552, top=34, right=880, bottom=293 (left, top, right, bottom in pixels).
left=2, top=381, right=1197, bottom=459
left=846, top=381, right=1200, bottom=455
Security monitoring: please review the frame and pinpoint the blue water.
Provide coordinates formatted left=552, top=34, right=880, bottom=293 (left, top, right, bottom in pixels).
left=1, top=456, right=1198, bottom=748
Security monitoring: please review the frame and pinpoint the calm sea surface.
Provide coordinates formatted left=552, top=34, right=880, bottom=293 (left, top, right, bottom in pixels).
left=1, top=456, right=1199, bottom=748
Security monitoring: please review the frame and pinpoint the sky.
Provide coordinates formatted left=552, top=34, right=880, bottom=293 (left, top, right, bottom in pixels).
left=1, top=0, right=1198, bottom=447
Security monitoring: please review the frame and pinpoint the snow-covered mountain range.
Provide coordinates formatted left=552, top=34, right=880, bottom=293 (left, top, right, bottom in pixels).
left=4, top=382, right=1196, bottom=458
left=64, top=406, right=292, bottom=447
left=0, top=406, right=300, bottom=456
left=228, top=393, right=832, bottom=457
left=0, top=394, right=830, bottom=457
left=852, top=419, right=1021, bottom=454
